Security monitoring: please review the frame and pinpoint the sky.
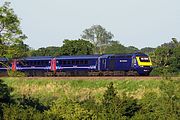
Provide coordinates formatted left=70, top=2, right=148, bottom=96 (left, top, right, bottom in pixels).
left=0, top=0, right=180, bottom=49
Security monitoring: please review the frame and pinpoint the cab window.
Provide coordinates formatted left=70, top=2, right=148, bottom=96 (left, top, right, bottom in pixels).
left=139, top=57, right=150, bottom=62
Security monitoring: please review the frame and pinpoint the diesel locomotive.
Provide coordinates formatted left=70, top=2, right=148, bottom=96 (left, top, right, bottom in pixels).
left=0, top=53, right=153, bottom=76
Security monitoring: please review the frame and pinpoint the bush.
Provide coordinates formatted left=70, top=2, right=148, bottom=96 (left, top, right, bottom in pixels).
left=44, top=98, right=96, bottom=120
left=150, top=66, right=179, bottom=78
left=133, top=80, right=180, bottom=120
left=0, top=79, right=13, bottom=119
left=101, top=82, right=141, bottom=119
left=0, top=80, right=12, bottom=104
left=16, top=95, right=49, bottom=112
left=150, top=67, right=164, bottom=76
left=2, top=104, right=44, bottom=120
left=8, top=70, right=26, bottom=77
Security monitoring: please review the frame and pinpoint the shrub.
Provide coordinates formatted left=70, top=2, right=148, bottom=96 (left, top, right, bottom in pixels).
left=159, top=80, right=180, bottom=119
left=16, top=95, right=49, bottom=112
left=133, top=80, right=180, bottom=120
left=8, top=70, right=26, bottom=77
left=0, top=79, right=13, bottom=119
left=44, top=98, right=96, bottom=120
left=0, top=80, right=12, bottom=104
left=2, top=104, right=44, bottom=120
left=101, top=82, right=141, bottom=119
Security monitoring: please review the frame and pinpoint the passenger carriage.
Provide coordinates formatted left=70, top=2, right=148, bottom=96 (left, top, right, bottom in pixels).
left=55, top=55, right=100, bottom=76
left=14, top=56, right=53, bottom=76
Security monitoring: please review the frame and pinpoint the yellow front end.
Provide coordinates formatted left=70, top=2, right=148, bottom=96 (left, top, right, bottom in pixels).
left=136, top=56, right=152, bottom=66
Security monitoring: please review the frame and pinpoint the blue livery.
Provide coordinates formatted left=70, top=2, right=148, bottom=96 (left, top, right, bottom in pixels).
left=56, top=55, right=100, bottom=71
left=0, top=53, right=153, bottom=76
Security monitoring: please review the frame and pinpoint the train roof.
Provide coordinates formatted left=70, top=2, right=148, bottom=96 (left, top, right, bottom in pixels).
left=100, top=53, right=148, bottom=58
left=100, top=54, right=134, bottom=58
left=19, top=56, right=53, bottom=61
left=0, top=58, right=8, bottom=61
left=133, top=53, right=148, bottom=56
left=10, top=53, right=148, bottom=61
left=56, top=55, right=100, bottom=60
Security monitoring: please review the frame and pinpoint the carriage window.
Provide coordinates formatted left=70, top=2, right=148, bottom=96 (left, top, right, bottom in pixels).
left=76, top=60, right=79, bottom=65
left=62, top=61, right=67, bottom=65
left=67, top=61, right=71, bottom=64
left=43, top=61, right=46, bottom=66
left=80, top=60, right=84, bottom=64
left=42, top=61, right=48, bottom=65
left=30, top=61, right=34, bottom=66
left=85, top=60, right=88, bottom=64
left=72, top=60, right=75, bottom=64
left=37, top=61, right=41, bottom=65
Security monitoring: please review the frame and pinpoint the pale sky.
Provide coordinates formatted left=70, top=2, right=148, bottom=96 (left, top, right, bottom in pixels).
left=1, top=0, right=180, bottom=49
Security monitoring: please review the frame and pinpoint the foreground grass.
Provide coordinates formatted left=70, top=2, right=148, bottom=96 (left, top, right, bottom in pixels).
left=1, top=77, right=179, bottom=104
left=0, top=77, right=180, bottom=119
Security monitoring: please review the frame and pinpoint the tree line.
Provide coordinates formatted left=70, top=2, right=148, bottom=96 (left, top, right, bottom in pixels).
left=0, top=2, right=179, bottom=75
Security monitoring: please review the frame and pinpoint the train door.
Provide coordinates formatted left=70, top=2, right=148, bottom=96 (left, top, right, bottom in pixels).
left=131, top=57, right=137, bottom=68
left=12, top=60, right=16, bottom=71
left=101, top=59, right=106, bottom=70
left=109, top=59, right=116, bottom=70
left=51, top=58, right=56, bottom=73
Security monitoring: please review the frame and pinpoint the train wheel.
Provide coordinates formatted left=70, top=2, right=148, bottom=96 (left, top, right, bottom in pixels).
left=99, top=72, right=104, bottom=76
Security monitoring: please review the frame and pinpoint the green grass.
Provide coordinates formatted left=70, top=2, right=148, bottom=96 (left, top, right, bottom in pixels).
left=1, top=77, right=179, bottom=103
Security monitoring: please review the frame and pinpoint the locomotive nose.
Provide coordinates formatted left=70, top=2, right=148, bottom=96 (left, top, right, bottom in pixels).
left=135, top=56, right=153, bottom=75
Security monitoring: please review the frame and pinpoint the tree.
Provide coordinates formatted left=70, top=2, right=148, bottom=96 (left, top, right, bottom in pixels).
left=151, top=38, right=180, bottom=75
left=7, top=42, right=30, bottom=58
left=140, top=47, right=155, bottom=54
left=29, top=46, right=61, bottom=57
left=0, top=2, right=27, bottom=59
left=60, top=39, right=94, bottom=55
left=81, top=25, right=114, bottom=54
left=126, top=46, right=139, bottom=53
left=104, top=40, right=128, bottom=54
left=102, top=82, right=140, bottom=119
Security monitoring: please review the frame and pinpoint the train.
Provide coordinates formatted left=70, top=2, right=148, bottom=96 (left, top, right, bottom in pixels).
left=0, top=53, right=153, bottom=76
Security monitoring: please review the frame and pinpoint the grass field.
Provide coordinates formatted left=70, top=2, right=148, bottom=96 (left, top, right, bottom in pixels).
left=1, top=77, right=180, bottom=103
left=0, top=77, right=180, bottom=119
